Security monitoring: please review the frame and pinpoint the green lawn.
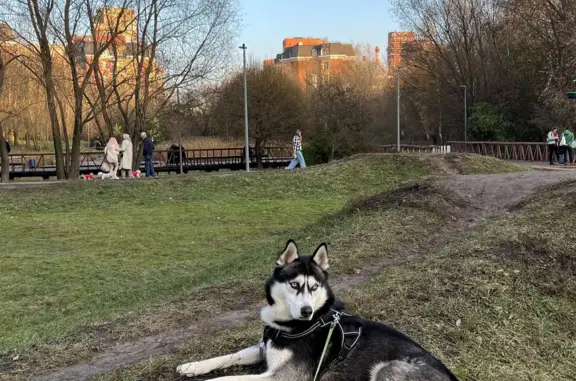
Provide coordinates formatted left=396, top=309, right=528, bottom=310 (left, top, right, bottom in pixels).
left=90, top=174, right=575, bottom=381
left=3, top=154, right=506, bottom=352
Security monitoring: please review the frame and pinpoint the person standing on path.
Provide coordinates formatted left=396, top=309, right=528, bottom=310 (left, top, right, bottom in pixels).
left=547, top=127, right=560, bottom=165
left=141, top=132, right=156, bottom=177
left=119, top=134, right=133, bottom=178
left=285, top=129, right=306, bottom=170
left=102, top=137, right=120, bottom=178
left=561, top=128, right=574, bottom=166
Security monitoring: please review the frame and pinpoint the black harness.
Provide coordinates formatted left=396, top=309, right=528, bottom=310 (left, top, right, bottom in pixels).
left=262, top=308, right=363, bottom=380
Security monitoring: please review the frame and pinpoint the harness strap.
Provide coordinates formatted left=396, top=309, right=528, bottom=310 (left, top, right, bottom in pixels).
left=312, top=312, right=341, bottom=381
left=318, top=325, right=362, bottom=379
left=263, top=308, right=363, bottom=381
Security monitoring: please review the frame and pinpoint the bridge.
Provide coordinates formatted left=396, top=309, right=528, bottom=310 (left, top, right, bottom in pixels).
left=375, top=141, right=556, bottom=161
left=3, top=141, right=565, bottom=180
left=4, top=147, right=292, bottom=180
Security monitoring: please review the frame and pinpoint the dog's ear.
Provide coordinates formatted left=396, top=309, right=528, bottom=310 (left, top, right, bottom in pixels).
left=277, top=240, right=299, bottom=266
left=312, top=243, right=329, bottom=271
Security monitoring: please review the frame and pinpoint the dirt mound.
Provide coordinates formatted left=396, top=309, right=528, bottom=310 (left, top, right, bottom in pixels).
left=343, top=181, right=472, bottom=219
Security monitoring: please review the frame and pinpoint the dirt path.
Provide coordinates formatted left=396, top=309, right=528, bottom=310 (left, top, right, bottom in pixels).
left=30, top=171, right=576, bottom=381
left=442, top=171, right=576, bottom=223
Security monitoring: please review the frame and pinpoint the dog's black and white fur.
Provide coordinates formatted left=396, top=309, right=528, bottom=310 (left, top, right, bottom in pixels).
left=177, top=240, right=459, bottom=381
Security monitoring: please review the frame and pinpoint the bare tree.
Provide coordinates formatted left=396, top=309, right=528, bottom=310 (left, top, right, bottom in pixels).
left=507, top=0, right=576, bottom=127
left=308, top=71, right=378, bottom=161
left=211, top=64, right=306, bottom=168
left=0, top=52, right=13, bottom=182
left=0, top=0, right=68, bottom=178
left=1, top=0, right=240, bottom=176
left=99, top=0, right=241, bottom=168
left=47, top=1, right=136, bottom=178
left=391, top=0, right=548, bottom=141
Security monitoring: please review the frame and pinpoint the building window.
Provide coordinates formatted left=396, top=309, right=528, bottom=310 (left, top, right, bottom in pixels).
left=312, top=48, right=317, bottom=57
left=320, top=48, right=326, bottom=56
left=322, top=62, right=329, bottom=72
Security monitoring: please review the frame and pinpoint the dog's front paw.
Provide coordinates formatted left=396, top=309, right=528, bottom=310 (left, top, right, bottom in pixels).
left=177, top=360, right=214, bottom=377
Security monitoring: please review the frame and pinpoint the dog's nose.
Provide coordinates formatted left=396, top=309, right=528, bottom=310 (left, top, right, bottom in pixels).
left=300, top=306, right=313, bottom=318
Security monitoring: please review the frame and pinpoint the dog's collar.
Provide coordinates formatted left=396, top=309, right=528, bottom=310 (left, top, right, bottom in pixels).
left=264, top=308, right=346, bottom=340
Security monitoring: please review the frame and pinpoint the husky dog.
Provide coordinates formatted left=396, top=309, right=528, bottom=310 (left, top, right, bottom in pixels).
left=177, top=241, right=459, bottom=381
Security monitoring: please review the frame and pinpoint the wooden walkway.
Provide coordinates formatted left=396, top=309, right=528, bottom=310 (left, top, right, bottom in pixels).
left=4, top=147, right=292, bottom=180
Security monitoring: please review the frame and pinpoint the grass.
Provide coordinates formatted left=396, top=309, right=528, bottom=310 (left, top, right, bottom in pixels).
left=345, top=185, right=576, bottom=381
left=0, top=154, right=531, bottom=380
left=443, top=154, right=532, bottom=175
left=1, top=154, right=500, bottom=353
left=88, top=179, right=575, bottom=381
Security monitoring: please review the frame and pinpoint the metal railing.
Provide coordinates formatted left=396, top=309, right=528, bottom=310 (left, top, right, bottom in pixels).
left=370, top=144, right=452, bottom=154
left=448, top=141, right=548, bottom=161
left=4, top=146, right=292, bottom=177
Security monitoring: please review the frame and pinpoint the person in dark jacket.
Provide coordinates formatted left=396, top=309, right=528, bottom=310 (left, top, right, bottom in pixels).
left=5, top=140, right=11, bottom=154
left=141, top=132, right=156, bottom=177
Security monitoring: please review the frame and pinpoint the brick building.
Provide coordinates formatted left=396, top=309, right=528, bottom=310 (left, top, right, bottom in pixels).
left=264, top=37, right=357, bottom=89
left=72, top=8, right=160, bottom=84
left=387, top=32, right=415, bottom=76
left=387, top=31, right=435, bottom=77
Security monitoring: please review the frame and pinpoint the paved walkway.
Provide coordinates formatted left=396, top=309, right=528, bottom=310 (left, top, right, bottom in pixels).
left=506, top=160, right=576, bottom=171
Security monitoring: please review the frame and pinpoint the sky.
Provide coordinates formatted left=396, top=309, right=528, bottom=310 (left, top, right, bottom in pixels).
left=236, top=0, right=401, bottom=63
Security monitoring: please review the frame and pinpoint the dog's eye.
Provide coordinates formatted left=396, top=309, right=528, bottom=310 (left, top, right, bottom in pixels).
left=310, top=284, right=319, bottom=291
left=289, top=282, right=299, bottom=289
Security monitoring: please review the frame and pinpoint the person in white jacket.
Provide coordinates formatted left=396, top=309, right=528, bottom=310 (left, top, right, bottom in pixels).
left=547, top=127, right=560, bottom=165
left=119, top=134, right=133, bottom=178
left=100, top=137, right=120, bottom=179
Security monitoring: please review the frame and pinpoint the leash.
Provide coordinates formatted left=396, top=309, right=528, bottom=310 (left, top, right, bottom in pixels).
left=263, top=307, right=363, bottom=381
left=313, top=311, right=340, bottom=381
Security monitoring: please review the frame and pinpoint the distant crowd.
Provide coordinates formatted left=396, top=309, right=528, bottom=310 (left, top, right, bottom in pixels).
left=547, top=127, right=575, bottom=165
left=97, top=132, right=156, bottom=179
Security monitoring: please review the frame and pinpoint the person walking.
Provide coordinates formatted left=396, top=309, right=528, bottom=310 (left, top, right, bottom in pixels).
left=562, top=128, right=574, bottom=166
left=547, top=127, right=560, bottom=165
left=285, top=129, right=306, bottom=170
left=141, top=132, right=156, bottom=177
left=119, top=133, right=133, bottom=178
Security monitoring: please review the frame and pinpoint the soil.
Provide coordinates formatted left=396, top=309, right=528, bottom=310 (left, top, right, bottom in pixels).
left=22, top=170, right=576, bottom=381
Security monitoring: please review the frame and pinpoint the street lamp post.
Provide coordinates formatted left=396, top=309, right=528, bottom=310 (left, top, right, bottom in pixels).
left=239, top=43, right=250, bottom=172
left=176, top=87, right=183, bottom=175
left=396, top=68, right=402, bottom=152
left=461, top=85, right=468, bottom=142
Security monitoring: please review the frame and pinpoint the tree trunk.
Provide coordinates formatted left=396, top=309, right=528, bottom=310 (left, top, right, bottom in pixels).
left=43, top=66, right=66, bottom=179
left=68, top=93, right=84, bottom=180
left=134, top=140, right=143, bottom=171
left=0, top=57, right=8, bottom=182
left=255, top=139, right=263, bottom=169
left=0, top=125, right=9, bottom=183
left=57, top=97, right=71, bottom=175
